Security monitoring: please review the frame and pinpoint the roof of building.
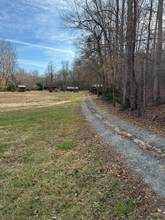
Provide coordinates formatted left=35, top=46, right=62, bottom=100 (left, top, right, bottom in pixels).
left=67, top=87, right=79, bottom=89
left=17, top=85, right=26, bottom=88
left=50, top=84, right=61, bottom=87
left=93, top=84, right=102, bottom=88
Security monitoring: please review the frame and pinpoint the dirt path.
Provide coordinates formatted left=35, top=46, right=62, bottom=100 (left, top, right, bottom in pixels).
left=82, top=94, right=165, bottom=197
left=0, top=100, right=71, bottom=112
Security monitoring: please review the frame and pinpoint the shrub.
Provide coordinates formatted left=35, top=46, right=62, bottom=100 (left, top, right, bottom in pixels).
left=114, top=96, right=123, bottom=104
left=36, top=83, right=43, bottom=90
left=102, top=87, right=113, bottom=101
left=7, top=81, right=17, bottom=92
left=98, top=90, right=102, bottom=96
left=0, top=79, right=5, bottom=91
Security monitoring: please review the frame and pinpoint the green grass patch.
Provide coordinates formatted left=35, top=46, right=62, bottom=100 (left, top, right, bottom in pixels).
left=57, top=141, right=78, bottom=150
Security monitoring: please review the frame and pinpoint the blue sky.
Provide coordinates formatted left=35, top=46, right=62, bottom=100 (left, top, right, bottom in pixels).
left=0, top=0, right=76, bottom=75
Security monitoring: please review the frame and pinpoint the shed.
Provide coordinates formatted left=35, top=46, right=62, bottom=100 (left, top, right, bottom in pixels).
left=67, top=87, right=79, bottom=92
left=44, top=84, right=62, bottom=91
left=17, top=85, right=26, bottom=92
left=92, top=84, right=102, bottom=94
left=50, top=84, right=62, bottom=90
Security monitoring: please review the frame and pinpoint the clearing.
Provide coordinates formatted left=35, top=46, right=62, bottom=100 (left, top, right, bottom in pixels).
left=0, top=91, right=72, bottom=112
left=0, top=91, right=165, bottom=220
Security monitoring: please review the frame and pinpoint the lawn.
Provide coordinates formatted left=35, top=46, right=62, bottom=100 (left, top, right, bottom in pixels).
left=0, top=91, right=164, bottom=220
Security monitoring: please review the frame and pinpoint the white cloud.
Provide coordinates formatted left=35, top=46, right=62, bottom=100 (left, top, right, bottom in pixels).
left=18, top=59, right=47, bottom=68
left=0, top=0, right=77, bottom=74
left=5, top=39, right=73, bottom=54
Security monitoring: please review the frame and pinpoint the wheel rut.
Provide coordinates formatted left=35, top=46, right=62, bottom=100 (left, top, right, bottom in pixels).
left=82, top=93, right=165, bottom=197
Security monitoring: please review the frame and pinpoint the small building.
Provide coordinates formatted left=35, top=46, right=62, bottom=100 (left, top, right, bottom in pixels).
left=50, top=84, right=62, bottom=90
left=44, top=84, right=62, bottom=91
left=92, top=84, right=102, bottom=94
left=44, top=86, right=49, bottom=90
left=17, top=85, right=26, bottom=92
left=67, top=87, right=79, bottom=92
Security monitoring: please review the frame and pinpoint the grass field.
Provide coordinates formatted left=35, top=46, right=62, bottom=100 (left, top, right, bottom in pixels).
left=0, top=91, right=74, bottom=112
left=0, top=91, right=164, bottom=220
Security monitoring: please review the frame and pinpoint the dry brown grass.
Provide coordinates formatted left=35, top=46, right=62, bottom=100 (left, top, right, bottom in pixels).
left=0, top=91, right=73, bottom=112
left=91, top=94, right=165, bottom=137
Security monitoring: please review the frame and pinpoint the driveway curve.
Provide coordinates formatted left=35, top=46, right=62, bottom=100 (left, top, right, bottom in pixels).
left=81, top=94, right=165, bottom=197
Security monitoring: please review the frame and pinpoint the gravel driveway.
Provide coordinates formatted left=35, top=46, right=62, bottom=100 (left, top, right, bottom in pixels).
left=81, top=94, right=165, bottom=197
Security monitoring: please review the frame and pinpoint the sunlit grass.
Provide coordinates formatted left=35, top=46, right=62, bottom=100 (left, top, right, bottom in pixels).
left=0, top=91, right=161, bottom=220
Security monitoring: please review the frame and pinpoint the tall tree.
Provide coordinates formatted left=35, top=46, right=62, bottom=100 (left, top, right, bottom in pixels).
left=154, top=0, right=163, bottom=105
left=45, top=61, right=56, bottom=85
left=131, top=0, right=138, bottom=111
left=61, top=60, right=69, bottom=91
left=122, top=0, right=132, bottom=110
left=144, top=0, right=153, bottom=108
left=0, top=38, right=18, bottom=89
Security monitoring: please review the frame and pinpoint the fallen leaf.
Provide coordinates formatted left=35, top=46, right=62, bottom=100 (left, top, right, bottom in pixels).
left=31, top=210, right=39, bottom=215
left=118, top=170, right=123, bottom=175
left=35, top=196, right=40, bottom=200
left=95, top=169, right=99, bottom=173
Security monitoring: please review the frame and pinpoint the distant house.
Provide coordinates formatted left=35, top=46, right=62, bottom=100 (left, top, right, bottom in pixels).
left=50, top=84, right=62, bottom=90
left=44, top=86, right=49, bottom=90
left=67, top=87, right=79, bottom=92
left=17, top=85, right=26, bottom=92
left=92, top=84, right=102, bottom=94
left=44, top=84, right=62, bottom=91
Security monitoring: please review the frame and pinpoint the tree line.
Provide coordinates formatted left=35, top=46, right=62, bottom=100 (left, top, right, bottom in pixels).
left=0, top=38, right=89, bottom=92
left=59, top=0, right=165, bottom=113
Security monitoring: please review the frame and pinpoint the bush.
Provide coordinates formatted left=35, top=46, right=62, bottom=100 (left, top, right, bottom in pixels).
left=102, top=87, right=113, bottom=101
left=98, top=90, right=102, bottom=96
left=0, top=79, right=5, bottom=91
left=36, top=83, right=43, bottom=90
left=7, top=81, right=17, bottom=92
left=114, top=96, right=123, bottom=104
left=105, top=92, right=113, bottom=101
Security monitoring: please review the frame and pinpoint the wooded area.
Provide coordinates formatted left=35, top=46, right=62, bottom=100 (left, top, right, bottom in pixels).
left=0, top=40, right=89, bottom=92
left=60, top=0, right=165, bottom=113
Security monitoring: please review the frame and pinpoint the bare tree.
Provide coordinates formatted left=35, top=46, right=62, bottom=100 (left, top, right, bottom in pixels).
left=154, top=0, right=164, bottom=105
left=61, top=60, right=69, bottom=91
left=45, top=61, right=56, bottom=86
left=0, top=38, right=18, bottom=89
left=58, top=0, right=165, bottom=112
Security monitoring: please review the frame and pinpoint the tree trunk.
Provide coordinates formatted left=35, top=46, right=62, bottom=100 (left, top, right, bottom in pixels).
left=154, top=0, right=163, bottom=105
left=131, top=0, right=138, bottom=111
left=144, top=0, right=153, bottom=108
left=122, top=0, right=132, bottom=110
left=119, top=0, right=125, bottom=89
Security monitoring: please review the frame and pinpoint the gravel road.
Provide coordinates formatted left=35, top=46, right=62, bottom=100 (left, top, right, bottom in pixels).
left=81, top=94, right=165, bottom=197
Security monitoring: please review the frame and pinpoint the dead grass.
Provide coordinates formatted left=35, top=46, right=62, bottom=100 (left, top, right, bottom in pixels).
left=91, top=94, right=165, bottom=137
left=0, top=91, right=165, bottom=220
left=0, top=91, right=74, bottom=112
